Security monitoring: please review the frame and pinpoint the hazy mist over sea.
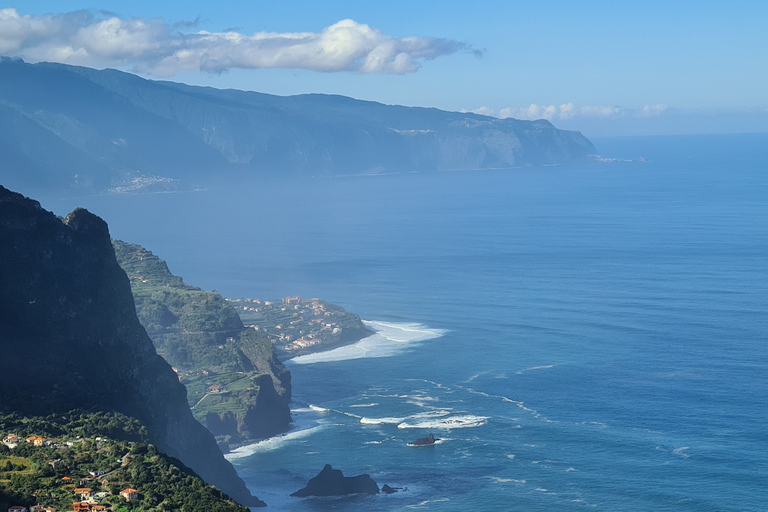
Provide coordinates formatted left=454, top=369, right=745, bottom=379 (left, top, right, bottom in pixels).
left=33, top=134, right=768, bottom=510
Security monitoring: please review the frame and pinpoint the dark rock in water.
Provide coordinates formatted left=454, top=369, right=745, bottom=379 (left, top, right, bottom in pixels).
left=291, top=464, right=379, bottom=497
left=409, top=433, right=437, bottom=446
left=381, top=484, right=402, bottom=494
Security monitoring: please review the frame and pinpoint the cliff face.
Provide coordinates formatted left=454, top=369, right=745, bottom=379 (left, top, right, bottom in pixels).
left=0, top=186, right=263, bottom=506
left=112, top=240, right=292, bottom=448
left=0, top=59, right=596, bottom=194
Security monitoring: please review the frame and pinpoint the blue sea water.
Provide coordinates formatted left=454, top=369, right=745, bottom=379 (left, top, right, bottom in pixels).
left=38, top=134, right=768, bottom=511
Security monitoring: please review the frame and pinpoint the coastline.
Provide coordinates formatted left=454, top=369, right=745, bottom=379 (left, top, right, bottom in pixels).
left=278, top=327, right=375, bottom=361
left=221, top=320, right=446, bottom=456
left=289, top=320, right=446, bottom=365
left=215, top=329, right=374, bottom=455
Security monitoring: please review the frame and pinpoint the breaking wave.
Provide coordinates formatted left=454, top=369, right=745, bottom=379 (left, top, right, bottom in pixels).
left=397, top=414, right=490, bottom=429
left=290, top=320, right=445, bottom=364
left=360, top=416, right=406, bottom=425
left=224, top=425, right=324, bottom=459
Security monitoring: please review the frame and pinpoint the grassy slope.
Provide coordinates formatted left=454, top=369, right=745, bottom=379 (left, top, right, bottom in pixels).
left=112, top=240, right=291, bottom=446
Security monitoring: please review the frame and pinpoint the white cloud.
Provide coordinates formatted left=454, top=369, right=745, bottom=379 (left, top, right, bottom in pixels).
left=637, top=104, right=668, bottom=117
left=579, top=105, right=623, bottom=118
left=498, top=104, right=556, bottom=120
left=469, top=103, right=665, bottom=122
left=559, top=103, right=576, bottom=120
left=0, top=9, right=467, bottom=76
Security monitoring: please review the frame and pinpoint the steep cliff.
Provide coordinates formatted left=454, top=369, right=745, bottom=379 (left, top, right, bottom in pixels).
left=0, top=186, right=263, bottom=506
left=0, top=59, right=596, bottom=194
left=112, top=240, right=292, bottom=448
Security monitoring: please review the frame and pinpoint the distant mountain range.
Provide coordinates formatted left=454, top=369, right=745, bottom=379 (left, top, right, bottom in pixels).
left=0, top=57, right=596, bottom=194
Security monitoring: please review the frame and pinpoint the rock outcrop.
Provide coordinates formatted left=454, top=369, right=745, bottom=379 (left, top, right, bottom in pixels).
left=409, top=433, right=437, bottom=446
left=0, top=186, right=263, bottom=507
left=291, top=464, right=379, bottom=497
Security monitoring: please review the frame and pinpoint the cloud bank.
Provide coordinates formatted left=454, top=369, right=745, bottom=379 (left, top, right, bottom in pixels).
left=0, top=8, right=466, bottom=76
left=466, top=103, right=668, bottom=122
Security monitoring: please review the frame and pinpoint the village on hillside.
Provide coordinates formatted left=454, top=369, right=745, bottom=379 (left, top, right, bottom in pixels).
left=2, top=434, right=140, bottom=512
left=227, top=297, right=371, bottom=357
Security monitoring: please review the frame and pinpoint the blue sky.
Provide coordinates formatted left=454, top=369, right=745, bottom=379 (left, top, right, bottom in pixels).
left=4, top=1, right=767, bottom=136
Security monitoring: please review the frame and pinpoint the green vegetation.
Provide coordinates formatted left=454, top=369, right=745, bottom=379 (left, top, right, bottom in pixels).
left=0, top=188, right=261, bottom=505
left=112, top=240, right=292, bottom=447
left=0, top=412, right=248, bottom=512
left=112, top=241, right=242, bottom=337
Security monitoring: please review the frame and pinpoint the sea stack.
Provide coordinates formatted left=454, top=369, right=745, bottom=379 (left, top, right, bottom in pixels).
left=409, top=433, right=437, bottom=446
left=291, top=464, right=379, bottom=497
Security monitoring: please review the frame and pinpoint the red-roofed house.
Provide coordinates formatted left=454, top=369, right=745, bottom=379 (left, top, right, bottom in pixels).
left=72, top=503, right=91, bottom=511
left=119, top=488, right=139, bottom=501
left=9, top=506, right=29, bottom=512
left=74, top=488, right=93, bottom=499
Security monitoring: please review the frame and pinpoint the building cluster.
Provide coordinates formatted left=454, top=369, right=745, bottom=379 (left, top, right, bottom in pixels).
left=227, top=296, right=346, bottom=352
left=5, top=483, right=138, bottom=512
left=2, top=435, right=83, bottom=451
left=2, top=433, right=140, bottom=512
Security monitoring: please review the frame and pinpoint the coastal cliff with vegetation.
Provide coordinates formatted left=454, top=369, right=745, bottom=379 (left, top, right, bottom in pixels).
left=0, top=186, right=262, bottom=506
left=229, top=297, right=372, bottom=359
left=0, top=59, right=596, bottom=195
left=0, top=412, right=248, bottom=512
left=112, top=241, right=292, bottom=450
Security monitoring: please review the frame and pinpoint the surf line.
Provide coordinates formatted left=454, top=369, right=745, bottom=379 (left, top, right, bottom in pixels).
left=454, top=384, right=552, bottom=422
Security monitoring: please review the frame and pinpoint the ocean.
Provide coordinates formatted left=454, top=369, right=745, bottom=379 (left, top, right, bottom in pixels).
left=38, top=133, right=768, bottom=510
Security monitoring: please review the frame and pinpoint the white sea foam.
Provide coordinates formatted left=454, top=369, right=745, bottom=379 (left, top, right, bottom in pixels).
left=674, top=447, right=690, bottom=458
left=362, top=408, right=450, bottom=425
left=224, top=425, right=324, bottom=460
left=407, top=498, right=450, bottom=508
left=405, top=378, right=449, bottom=389
left=403, top=394, right=440, bottom=402
left=457, top=384, right=548, bottom=420
left=516, top=364, right=557, bottom=375
left=309, top=405, right=329, bottom=412
left=349, top=403, right=379, bottom=408
left=486, top=476, right=524, bottom=484
left=290, top=320, right=445, bottom=364
left=360, top=416, right=406, bottom=425
left=409, top=409, right=451, bottom=419
left=397, top=414, right=489, bottom=429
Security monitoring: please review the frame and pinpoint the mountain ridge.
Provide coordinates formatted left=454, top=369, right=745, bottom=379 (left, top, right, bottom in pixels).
left=0, top=58, right=596, bottom=194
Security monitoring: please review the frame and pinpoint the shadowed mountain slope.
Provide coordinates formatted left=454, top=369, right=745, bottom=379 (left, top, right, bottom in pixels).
left=0, top=185, right=264, bottom=507
left=0, top=58, right=596, bottom=194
